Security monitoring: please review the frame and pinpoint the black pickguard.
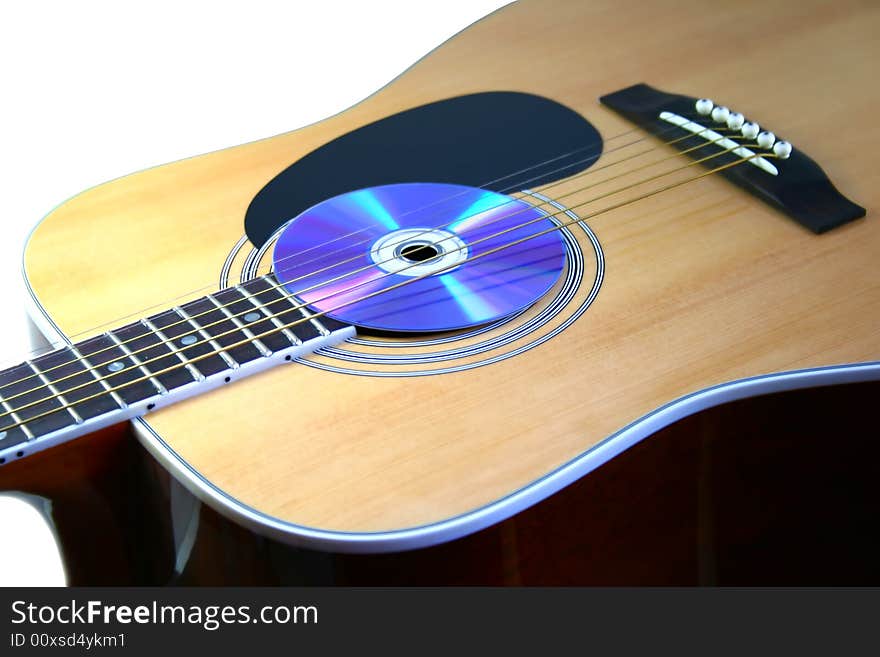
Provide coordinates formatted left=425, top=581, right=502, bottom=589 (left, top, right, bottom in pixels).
left=245, top=91, right=603, bottom=247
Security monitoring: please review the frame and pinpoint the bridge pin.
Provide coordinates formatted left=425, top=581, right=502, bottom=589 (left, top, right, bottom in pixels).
left=695, top=98, right=714, bottom=115
left=711, top=105, right=730, bottom=123
left=741, top=122, right=760, bottom=140
left=757, top=131, right=776, bottom=148
left=773, top=140, right=792, bottom=158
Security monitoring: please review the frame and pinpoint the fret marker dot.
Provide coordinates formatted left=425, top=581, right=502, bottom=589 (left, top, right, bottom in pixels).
left=0, top=431, right=6, bottom=440
left=244, top=312, right=261, bottom=323
left=107, top=361, right=124, bottom=372
left=180, top=335, right=197, bottom=346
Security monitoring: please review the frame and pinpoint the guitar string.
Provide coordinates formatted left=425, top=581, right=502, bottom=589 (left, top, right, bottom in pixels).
left=213, top=117, right=726, bottom=292
left=11, top=130, right=618, bottom=357
left=0, top=132, right=753, bottom=408
left=10, top=115, right=727, bottom=358
left=0, top=129, right=747, bottom=403
left=0, top=150, right=773, bottom=431
left=0, top=124, right=742, bottom=395
left=0, top=153, right=771, bottom=433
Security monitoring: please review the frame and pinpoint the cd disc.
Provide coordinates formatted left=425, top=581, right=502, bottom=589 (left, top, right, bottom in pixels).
left=272, top=182, right=566, bottom=333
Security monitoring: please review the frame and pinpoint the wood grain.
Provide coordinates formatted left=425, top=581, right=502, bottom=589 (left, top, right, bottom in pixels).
left=22, top=0, right=880, bottom=534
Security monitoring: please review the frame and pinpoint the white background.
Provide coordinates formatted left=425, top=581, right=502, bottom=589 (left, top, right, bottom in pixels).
left=0, top=0, right=507, bottom=586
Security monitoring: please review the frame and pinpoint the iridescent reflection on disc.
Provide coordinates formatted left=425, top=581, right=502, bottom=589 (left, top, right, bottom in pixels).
left=272, top=182, right=566, bottom=332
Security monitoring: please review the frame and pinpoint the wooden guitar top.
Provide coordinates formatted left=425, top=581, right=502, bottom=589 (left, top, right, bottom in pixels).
left=21, top=0, right=880, bottom=549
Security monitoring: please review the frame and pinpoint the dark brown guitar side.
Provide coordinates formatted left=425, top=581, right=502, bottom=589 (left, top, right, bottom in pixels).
left=5, top=0, right=880, bottom=585
left=6, top=380, right=877, bottom=585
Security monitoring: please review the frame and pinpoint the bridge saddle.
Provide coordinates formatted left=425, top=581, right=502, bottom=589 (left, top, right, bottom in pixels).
left=600, top=84, right=865, bottom=233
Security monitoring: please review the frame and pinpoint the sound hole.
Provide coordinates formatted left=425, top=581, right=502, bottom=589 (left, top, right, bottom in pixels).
left=399, top=243, right=439, bottom=263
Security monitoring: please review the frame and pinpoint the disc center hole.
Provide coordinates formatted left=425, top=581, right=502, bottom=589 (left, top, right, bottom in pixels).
left=399, top=242, right=440, bottom=263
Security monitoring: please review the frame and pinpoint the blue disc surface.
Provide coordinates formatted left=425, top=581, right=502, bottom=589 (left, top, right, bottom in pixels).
left=272, top=182, right=566, bottom=333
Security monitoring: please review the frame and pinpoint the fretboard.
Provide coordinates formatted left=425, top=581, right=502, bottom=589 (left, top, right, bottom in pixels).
left=0, top=275, right=354, bottom=466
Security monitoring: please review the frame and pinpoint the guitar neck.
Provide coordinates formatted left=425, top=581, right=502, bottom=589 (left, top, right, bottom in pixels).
left=0, top=275, right=353, bottom=466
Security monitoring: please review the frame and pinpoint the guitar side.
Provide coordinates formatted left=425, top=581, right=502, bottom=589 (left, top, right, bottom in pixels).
left=19, top=0, right=880, bottom=554
left=5, top=380, right=878, bottom=584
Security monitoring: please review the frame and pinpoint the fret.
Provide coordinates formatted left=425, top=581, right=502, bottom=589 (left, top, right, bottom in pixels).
left=142, top=317, right=206, bottom=381
left=106, top=331, right=168, bottom=395
left=305, top=313, right=330, bottom=337
left=240, top=276, right=326, bottom=342
left=175, top=297, right=263, bottom=366
left=27, top=360, right=83, bottom=425
left=0, top=398, right=33, bottom=456
left=174, top=305, right=238, bottom=370
left=263, top=274, right=331, bottom=337
left=0, top=363, right=74, bottom=439
left=76, top=334, right=168, bottom=407
left=206, top=292, right=273, bottom=357
left=0, top=289, right=353, bottom=466
left=70, top=344, right=128, bottom=409
left=263, top=273, right=350, bottom=335
left=112, top=321, right=198, bottom=392
left=0, top=375, right=34, bottom=445
left=0, top=418, right=30, bottom=455
left=31, top=346, right=125, bottom=419
left=214, top=284, right=292, bottom=353
left=236, top=279, right=303, bottom=347
left=147, top=308, right=230, bottom=377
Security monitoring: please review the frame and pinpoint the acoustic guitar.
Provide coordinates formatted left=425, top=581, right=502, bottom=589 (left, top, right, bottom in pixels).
left=2, top=0, right=878, bottom=585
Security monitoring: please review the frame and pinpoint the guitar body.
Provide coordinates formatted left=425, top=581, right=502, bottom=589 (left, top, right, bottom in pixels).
left=9, top=0, right=880, bottom=583
left=6, top=381, right=879, bottom=584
